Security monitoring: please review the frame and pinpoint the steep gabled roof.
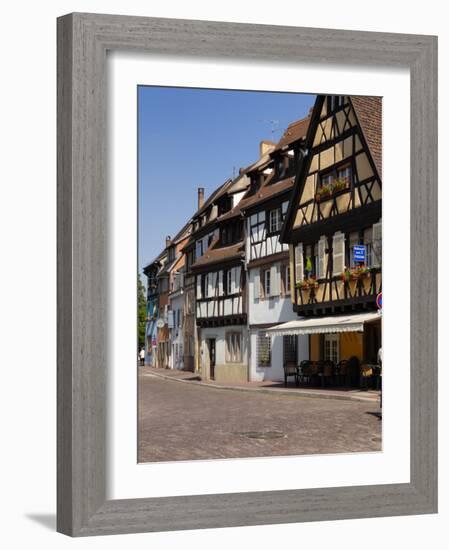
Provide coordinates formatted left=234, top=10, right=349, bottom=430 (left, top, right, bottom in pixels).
left=280, top=95, right=382, bottom=244
left=350, top=96, right=382, bottom=176
left=271, top=115, right=311, bottom=153
left=191, top=240, right=244, bottom=270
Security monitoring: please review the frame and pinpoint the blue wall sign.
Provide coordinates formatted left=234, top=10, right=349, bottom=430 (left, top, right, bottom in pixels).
left=353, top=244, right=366, bottom=263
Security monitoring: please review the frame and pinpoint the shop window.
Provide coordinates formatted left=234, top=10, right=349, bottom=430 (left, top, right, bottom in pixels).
left=226, top=332, right=242, bottom=363
left=257, top=334, right=271, bottom=367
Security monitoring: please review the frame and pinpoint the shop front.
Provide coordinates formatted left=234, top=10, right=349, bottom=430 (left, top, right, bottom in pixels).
left=266, top=311, right=381, bottom=388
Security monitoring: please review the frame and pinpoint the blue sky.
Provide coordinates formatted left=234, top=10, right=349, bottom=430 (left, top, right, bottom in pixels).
left=138, top=86, right=315, bottom=275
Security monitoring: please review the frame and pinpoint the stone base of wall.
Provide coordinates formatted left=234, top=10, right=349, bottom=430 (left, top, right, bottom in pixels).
left=214, top=363, right=248, bottom=384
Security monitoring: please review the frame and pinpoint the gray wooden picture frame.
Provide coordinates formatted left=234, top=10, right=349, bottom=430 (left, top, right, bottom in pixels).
left=57, top=12, right=438, bottom=537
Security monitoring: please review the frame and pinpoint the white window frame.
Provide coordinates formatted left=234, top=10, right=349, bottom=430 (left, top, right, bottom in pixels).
left=285, top=265, right=291, bottom=295
left=226, top=269, right=232, bottom=295
left=264, top=269, right=271, bottom=297
left=269, top=208, right=282, bottom=233
left=324, top=334, right=340, bottom=363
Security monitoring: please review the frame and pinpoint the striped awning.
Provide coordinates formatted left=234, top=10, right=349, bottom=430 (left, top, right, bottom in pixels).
left=265, top=311, right=381, bottom=336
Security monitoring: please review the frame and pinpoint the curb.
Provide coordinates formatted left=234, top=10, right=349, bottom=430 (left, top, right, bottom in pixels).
left=141, top=369, right=380, bottom=404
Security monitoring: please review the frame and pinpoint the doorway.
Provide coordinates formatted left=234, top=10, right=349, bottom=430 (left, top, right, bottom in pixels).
left=206, top=338, right=216, bottom=379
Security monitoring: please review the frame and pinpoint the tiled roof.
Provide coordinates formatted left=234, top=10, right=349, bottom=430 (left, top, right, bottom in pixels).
left=271, top=116, right=310, bottom=152
left=191, top=240, right=244, bottom=270
left=238, top=175, right=295, bottom=212
left=350, top=96, right=382, bottom=177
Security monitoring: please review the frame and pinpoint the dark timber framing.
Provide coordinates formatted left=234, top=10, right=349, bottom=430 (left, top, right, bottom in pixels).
left=58, top=13, right=437, bottom=536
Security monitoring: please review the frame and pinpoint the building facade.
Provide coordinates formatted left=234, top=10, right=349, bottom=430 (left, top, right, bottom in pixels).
left=239, top=127, right=311, bottom=381
left=189, top=174, right=251, bottom=383
left=280, top=95, right=382, bottom=370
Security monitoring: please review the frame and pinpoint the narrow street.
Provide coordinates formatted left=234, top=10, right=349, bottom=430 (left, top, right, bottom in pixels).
left=138, top=373, right=382, bottom=463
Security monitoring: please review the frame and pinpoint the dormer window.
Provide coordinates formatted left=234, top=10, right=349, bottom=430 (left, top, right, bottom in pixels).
left=276, top=157, right=287, bottom=179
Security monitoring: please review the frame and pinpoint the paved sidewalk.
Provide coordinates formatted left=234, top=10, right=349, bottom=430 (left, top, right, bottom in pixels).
left=140, top=365, right=380, bottom=403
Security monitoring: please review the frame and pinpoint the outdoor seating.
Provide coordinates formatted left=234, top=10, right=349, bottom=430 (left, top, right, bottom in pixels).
left=298, top=360, right=311, bottom=384
left=347, top=356, right=360, bottom=387
left=283, top=361, right=299, bottom=387
left=322, top=360, right=335, bottom=386
left=335, top=360, right=348, bottom=386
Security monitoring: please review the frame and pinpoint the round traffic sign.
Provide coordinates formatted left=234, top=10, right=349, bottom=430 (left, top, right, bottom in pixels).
left=376, top=292, right=382, bottom=309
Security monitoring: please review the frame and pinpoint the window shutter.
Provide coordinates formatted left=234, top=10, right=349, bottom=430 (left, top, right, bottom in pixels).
left=230, top=267, right=236, bottom=294
left=318, top=237, right=326, bottom=278
left=218, top=270, right=223, bottom=296
left=270, top=264, right=279, bottom=296
left=332, top=232, right=345, bottom=275
left=235, top=266, right=241, bottom=293
left=206, top=273, right=212, bottom=297
left=372, top=221, right=382, bottom=267
left=254, top=269, right=260, bottom=299
left=295, top=243, right=304, bottom=283
left=196, top=275, right=202, bottom=299
left=168, top=310, right=174, bottom=329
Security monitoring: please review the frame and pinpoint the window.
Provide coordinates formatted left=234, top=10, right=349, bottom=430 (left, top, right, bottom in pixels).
left=200, top=274, right=206, bottom=298
left=276, top=157, right=287, bottom=178
left=269, top=208, right=282, bottom=233
left=226, top=269, right=233, bottom=294
left=285, top=265, right=291, bottom=295
left=221, top=226, right=228, bottom=245
left=257, top=334, right=271, bottom=367
left=327, top=95, right=344, bottom=112
left=324, top=334, right=339, bottom=363
left=321, top=172, right=333, bottom=188
left=226, top=332, right=242, bottom=363
left=349, top=232, right=359, bottom=268
left=263, top=269, right=271, bottom=297
left=337, top=165, right=351, bottom=186
left=283, top=335, right=297, bottom=364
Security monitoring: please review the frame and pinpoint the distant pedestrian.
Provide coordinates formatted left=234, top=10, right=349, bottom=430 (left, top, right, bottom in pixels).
left=139, top=347, right=145, bottom=366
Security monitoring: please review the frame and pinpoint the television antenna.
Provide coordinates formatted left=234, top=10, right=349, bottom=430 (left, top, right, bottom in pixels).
left=259, top=118, right=281, bottom=139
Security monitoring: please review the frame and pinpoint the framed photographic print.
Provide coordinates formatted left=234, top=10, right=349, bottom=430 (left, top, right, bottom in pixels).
left=57, top=13, right=437, bottom=536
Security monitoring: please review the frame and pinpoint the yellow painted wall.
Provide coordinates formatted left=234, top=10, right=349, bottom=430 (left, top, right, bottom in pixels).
left=310, top=334, right=320, bottom=361
left=340, top=332, right=363, bottom=361
left=310, top=332, right=363, bottom=362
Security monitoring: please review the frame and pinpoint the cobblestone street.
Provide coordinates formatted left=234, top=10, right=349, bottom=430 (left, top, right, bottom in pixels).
left=138, top=372, right=382, bottom=463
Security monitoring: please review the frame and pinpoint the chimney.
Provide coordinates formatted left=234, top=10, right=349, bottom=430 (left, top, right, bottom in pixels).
left=165, top=235, right=171, bottom=248
left=197, top=187, right=205, bottom=209
left=260, top=140, right=275, bottom=157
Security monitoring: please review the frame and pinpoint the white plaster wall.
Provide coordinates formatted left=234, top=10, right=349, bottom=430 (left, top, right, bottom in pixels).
left=249, top=330, right=309, bottom=382
left=199, top=326, right=248, bottom=371
left=248, top=264, right=297, bottom=325
left=169, top=292, right=184, bottom=369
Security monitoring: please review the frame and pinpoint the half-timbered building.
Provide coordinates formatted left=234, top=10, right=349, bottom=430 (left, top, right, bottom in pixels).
left=188, top=172, right=252, bottom=383
left=277, top=95, right=382, bottom=368
left=142, top=250, right=166, bottom=366
left=166, top=223, right=191, bottom=369
left=238, top=124, right=311, bottom=381
left=155, top=224, right=190, bottom=369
